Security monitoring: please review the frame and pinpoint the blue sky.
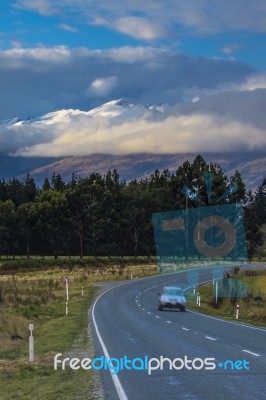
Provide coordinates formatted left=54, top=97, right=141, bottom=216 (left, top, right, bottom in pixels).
left=1, top=1, right=266, bottom=67
left=0, top=0, right=266, bottom=156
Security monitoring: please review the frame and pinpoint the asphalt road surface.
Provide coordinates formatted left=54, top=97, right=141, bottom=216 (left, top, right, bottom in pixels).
left=91, top=265, right=266, bottom=400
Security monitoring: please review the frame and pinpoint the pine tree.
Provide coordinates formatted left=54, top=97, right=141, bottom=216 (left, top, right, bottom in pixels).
left=254, top=177, right=266, bottom=225
left=42, top=177, right=51, bottom=191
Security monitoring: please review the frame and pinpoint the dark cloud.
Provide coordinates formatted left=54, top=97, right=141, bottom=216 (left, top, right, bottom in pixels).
left=0, top=124, right=56, bottom=153
left=0, top=46, right=253, bottom=120
left=1, top=87, right=265, bottom=157
left=174, top=88, right=266, bottom=130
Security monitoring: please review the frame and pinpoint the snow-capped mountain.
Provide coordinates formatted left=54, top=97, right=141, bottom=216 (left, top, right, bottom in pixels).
left=87, top=98, right=160, bottom=120
left=0, top=99, right=168, bottom=127
left=0, top=117, right=22, bottom=126
left=0, top=98, right=264, bottom=191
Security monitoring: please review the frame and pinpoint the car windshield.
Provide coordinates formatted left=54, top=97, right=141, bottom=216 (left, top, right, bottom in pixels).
left=162, top=288, right=183, bottom=296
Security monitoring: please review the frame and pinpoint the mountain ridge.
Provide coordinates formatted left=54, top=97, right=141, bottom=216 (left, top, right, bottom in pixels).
left=21, top=152, right=265, bottom=190
left=0, top=98, right=168, bottom=127
left=0, top=99, right=264, bottom=190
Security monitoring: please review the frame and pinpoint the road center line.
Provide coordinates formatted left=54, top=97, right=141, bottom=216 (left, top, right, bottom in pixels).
left=166, top=320, right=172, bottom=324
left=182, top=327, right=189, bottom=331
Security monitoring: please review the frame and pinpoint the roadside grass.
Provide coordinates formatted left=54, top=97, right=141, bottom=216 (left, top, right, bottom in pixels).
left=187, top=269, right=266, bottom=328
left=29, top=264, right=155, bottom=281
left=0, top=256, right=157, bottom=273
left=0, top=263, right=158, bottom=399
left=1, top=366, right=96, bottom=400
left=0, top=255, right=157, bottom=262
left=2, top=256, right=264, bottom=397
left=0, top=258, right=158, bottom=280
left=0, top=270, right=101, bottom=400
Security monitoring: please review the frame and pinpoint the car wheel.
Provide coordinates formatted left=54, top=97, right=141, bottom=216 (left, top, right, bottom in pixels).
left=180, top=306, right=186, bottom=312
left=158, top=303, right=163, bottom=311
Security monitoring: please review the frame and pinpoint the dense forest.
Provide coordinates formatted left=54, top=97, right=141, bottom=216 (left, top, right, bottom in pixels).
left=0, top=155, right=265, bottom=259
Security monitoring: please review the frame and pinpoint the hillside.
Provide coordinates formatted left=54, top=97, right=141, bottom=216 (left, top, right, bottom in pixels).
left=0, top=99, right=264, bottom=189
left=25, top=152, right=265, bottom=190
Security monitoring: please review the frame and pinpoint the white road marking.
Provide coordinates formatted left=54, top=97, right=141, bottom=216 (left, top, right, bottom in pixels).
left=166, top=320, right=172, bottom=324
left=188, top=308, right=266, bottom=332
left=92, top=285, right=129, bottom=400
left=205, top=336, right=216, bottom=341
left=155, top=316, right=160, bottom=319
left=242, top=350, right=261, bottom=357
left=142, top=308, right=145, bottom=311
left=182, top=327, right=189, bottom=331
left=92, top=264, right=265, bottom=400
left=147, top=311, right=151, bottom=314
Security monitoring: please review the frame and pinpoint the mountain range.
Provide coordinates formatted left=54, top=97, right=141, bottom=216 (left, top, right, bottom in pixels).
left=0, top=99, right=167, bottom=127
left=0, top=99, right=265, bottom=190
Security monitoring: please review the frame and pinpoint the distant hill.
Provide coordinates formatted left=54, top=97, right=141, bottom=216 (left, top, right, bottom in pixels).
left=20, top=152, right=265, bottom=190
left=1, top=99, right=264, bottom=189
left=0, top=154, right=63, bottom=180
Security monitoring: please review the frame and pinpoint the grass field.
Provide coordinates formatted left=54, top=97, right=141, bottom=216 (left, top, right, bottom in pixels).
left=187, top=268, right=266, bottom=327
left=0, top=272, right=99, bottom=399
left=0, top=263, right=158, bottom=399
left=1, top=257, right=265, bottom=398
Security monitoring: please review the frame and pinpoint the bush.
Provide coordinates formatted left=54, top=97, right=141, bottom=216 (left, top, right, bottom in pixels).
left=0, top=282, right=5, bottom=303
left=0, top=256, right=157, bottom=274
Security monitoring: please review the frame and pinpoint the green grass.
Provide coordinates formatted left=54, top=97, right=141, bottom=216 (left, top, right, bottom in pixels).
left=240, top=275, right=266, bottom=294
left=0, top=271, right=101, bottom=400
left=187, top=270, right=266, bottom=327
left=0, top=255, right=157, bottom=270
left=1, top=366, right=96, bottom=400
left=0, top=263, right=158, bottom=399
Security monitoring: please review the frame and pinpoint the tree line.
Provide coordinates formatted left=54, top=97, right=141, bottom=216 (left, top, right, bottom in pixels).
left=0, top=155, right=265, bottom=259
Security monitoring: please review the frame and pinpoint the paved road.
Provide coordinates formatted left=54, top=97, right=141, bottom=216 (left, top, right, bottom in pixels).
left=91, top=265, right=266, bottom=400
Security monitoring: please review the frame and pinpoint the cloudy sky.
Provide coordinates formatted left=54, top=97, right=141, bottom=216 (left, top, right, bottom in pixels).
left=0, top=0, right=266, bottom=156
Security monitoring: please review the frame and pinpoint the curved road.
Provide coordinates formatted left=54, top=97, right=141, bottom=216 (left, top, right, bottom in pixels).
left=91, top=266, right=266, bottom=400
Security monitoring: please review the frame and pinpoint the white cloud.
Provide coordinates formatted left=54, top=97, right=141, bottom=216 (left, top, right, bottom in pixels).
left=13, top=0, right=58, bottom=16
left=181, top=71, right=266, bottom=103
left=104, top=46, right=172, bottom=64
left=59, top=24, right=78, bottom=33
left=2, top=45, right=72, bottom=67
left=106, top=17, right=166, bottom=40
left=11, top=111, right=266, bottom=157
left=85, top=76, right=118, bottom=97
left=236, top=73, right=266, bottom=91
left=220, top=44, right=243, bottom=55
left=10, top=40, right=23, bottom=49
left=1, top=75, right=266, bottom=157
left=13, top=0, right=266, bottom=38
